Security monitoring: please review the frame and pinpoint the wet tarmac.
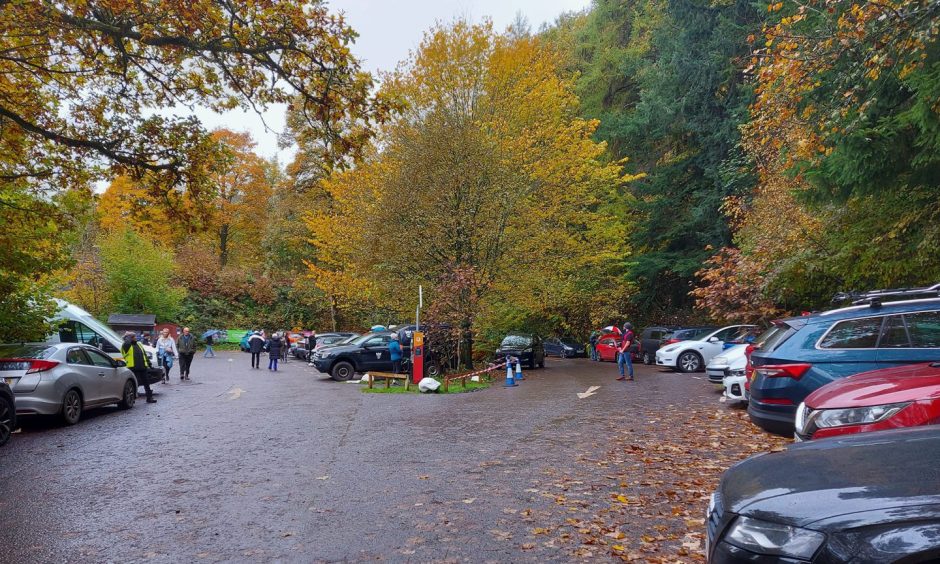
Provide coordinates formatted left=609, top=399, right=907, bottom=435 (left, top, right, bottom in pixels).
left=0, top=352, right=723, bottom=562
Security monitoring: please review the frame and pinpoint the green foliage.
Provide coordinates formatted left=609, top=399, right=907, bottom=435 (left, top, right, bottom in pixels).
left=99, top=229, right=185, bottom=322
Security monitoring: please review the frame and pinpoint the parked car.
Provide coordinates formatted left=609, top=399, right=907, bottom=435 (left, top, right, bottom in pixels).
left=292, top=333, right=357, bottom=360
left=748, top=285, right=940, bottom=435
left=0, top=342, right=138, bottom=426
left=794, top=361, right=940, bottom=441
left=543, top=337, right=586, bottom=358
left=706, top=344, right=748, bottom=385
left=310, top=331, right=447, bottom=381
left=494, top=333, right=545, bottom=369
left=594, top=333, right=620, bottom=362
left=659, top=326, right=717, bottom=349
left=707, top=426, right=940, bottom=563
left=632, top=326, right=676, bottom=364
left=0, top=380, right=14, bottom=447
left=722, top=372, right=747, bottom=404
left=656, top=325, right=756, bottom=373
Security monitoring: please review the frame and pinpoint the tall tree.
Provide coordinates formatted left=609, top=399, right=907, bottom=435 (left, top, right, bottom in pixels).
left=99, top=228, right=185, bottom=321
left=305, top=21, right=629, bottom=363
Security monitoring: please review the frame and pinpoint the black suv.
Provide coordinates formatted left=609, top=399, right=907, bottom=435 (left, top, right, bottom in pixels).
left=0, top=381, right=15, bottom=447
left=310, top=328, right=453, bottom=381
left=630, top=326, right=677, bottom=364
left=494, top=333, right=545, bottom=369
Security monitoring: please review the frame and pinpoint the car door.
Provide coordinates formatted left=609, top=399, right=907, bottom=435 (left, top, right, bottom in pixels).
left=84, top=348, right=123, bottom=402
left=359, top=335, right=391, bottom=371
left=597, top=337, right=617, bottom=361
left=65, top=347, right=102, bottom=403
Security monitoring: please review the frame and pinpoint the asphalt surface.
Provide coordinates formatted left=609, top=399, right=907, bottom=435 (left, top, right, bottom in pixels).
left=0, top=352, right=725, bottom=562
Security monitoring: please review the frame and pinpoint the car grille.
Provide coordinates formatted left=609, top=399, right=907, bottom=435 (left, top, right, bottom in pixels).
left=706, top=491, right=724, bottom=544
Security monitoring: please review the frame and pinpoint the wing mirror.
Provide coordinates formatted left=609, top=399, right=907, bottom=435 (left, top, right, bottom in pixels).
left=115, top=359, right=127, bottom=367
left=707, top=336, right=720, bottom=343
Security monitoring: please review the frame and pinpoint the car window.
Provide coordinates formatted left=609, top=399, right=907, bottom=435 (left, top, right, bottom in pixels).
left=906, top=311, right=940, bottom=348
left=711, top=326, right=745, bottom=342
left=819, top=317, right=884, bottom=349
left=0, top=344, right=56, bottom=359
left=754, top=325, right=790, bottom=352
left=878, top=315, right=911, bottom=348
left=85, top=348, right=116, bottom=368
left=602, top=338, right=616, bottom=346
left=66, top=348, right=92, bottom=365
left=650, top=330, right=663, bottom=340
left=365, top=336, right=390, bottom=347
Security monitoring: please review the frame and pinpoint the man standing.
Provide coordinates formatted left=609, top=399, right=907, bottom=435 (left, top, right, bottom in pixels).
left=178, top=327, right=196, bottom=380
left=616, top=322, right=635, bottom=382
left=389, top=333, right=403, bottom=374
left=589, top=331, right=599, bottom=361
left=248, top=330, right=265, bottom=369
left=306, top=331, right=317, bottom=365
left=122, top=332, right=157, bottom=403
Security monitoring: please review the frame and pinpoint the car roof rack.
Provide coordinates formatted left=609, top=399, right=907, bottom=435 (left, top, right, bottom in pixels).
left=832, top=284, right=940, bottom=307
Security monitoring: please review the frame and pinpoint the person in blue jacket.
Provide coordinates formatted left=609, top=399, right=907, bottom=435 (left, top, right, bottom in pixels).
left=389, top=333, right=403, bottom=374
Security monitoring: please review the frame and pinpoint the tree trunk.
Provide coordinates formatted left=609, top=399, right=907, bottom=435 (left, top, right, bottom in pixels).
left=219, top=224, right=229, bottom=266
left=460, top=317, right=473, bottom=370
left=329, top=295, right=337, bottom=332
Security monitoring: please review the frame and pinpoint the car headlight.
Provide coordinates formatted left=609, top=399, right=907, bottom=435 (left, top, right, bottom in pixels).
left=725, top=516, right=824, bottom=559
left=810, top=402, right=910, bottom=429
left=728, top=368, right=746, bottom=377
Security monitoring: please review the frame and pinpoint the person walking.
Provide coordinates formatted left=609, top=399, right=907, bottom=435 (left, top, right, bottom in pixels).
left=589, top=331, right=599, bottom=361
left=122, top=332, right=156, bottom=403
left=267, top=333, right=283, bottom=371
left=389, top=333, right=403, bottom=374
left=248, top=330, right=265, bottom=369
left=281, top=330, right=290, bottom=362
left=177, top=327, right=196, bottom=380
left=203, top=333, right=216, bottom=358
left=616, top=322, right=635, bottom=381
left=306, top=331, right=318, bottom=365
left=155, top=328, right=179, bottom=383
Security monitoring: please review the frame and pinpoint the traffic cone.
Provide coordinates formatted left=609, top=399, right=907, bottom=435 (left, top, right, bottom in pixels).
left=504, top=359, right=517, bottom=387
left=514, top=359, right=524, bottom=381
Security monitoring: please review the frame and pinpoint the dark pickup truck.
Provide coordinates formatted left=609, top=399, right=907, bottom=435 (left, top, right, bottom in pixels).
left=310, top=328, right=452, bottom=381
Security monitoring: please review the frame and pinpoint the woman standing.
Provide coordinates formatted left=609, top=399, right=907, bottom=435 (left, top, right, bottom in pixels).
left=267, top=333, right=283, bottom=372
left=156, top=328, right=179, bottom=383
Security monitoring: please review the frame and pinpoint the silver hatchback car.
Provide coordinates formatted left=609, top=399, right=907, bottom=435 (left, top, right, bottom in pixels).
left=0, top=343, right=139, bottom=425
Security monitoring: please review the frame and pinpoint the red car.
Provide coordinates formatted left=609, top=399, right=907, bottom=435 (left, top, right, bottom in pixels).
left=595, top=334, right=620, bottom=362
left=794, top=362, right=940, bottom=441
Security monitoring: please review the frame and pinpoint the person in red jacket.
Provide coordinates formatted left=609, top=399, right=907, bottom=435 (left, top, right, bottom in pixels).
left=617, top=322, right=635, bottom=381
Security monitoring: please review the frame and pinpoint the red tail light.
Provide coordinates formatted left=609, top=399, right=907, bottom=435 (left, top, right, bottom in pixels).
left=760, top=397, right=794, bottom=405
left=664, top=339, right=680, bottom=345
left=754, top=363, right=812, bottom=380
left=25, top=360, right=59, bottom=374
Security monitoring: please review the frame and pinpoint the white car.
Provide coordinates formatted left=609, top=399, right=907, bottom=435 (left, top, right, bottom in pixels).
left=722, top=372, right=747, bottom=403
left=655, top=325, right=756, bottom=373
left=706, top=344, right=748, bottom=385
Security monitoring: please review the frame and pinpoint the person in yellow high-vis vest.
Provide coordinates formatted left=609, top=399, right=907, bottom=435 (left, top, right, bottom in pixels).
left=122, top=332, right=156, bottom=403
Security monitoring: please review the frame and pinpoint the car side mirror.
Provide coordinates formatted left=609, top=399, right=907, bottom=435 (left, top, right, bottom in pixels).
left=708, top=337, right=720, bottom=343
left=115, top=360, right=127, bottom=367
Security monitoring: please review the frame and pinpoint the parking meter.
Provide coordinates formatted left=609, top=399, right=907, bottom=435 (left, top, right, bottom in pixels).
left=412, top=331, right=424, bottom=384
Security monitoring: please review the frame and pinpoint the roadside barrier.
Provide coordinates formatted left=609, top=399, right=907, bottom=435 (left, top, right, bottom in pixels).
left=442, top=358, right=513, bottom=392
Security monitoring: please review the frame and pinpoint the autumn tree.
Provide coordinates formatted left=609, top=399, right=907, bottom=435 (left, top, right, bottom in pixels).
left=99, top=228, right=185, bottom=321
left=305, top=21, right=629, bottom=364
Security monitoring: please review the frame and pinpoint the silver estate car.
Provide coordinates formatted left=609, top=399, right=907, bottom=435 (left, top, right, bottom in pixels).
left=0, top=343, right=138, bottom=425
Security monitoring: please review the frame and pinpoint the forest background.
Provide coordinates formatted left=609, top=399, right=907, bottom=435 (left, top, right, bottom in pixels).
left=2, top=0, right=938, bottom=359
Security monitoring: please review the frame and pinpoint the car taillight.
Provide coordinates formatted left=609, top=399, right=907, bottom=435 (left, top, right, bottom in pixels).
left=760, top=397, right=794, bottom=405
left=25, top=360, right=59, bottom=374
left=754, top=363, right=812, bottom=380
left=664, top=339, right=679, bottom=345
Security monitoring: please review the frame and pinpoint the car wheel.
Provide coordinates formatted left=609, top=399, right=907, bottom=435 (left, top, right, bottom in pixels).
left=561, top=350, right=568, bottom=359
left=0, top=395, right=13, bottom=447
left=61, top=388, right=83, bottom=425
left=118, top=379, right=136, bottom=410
left=331, top=361, right=355, bottom=382
left=642, top=351, right=653, bottom=365
left=677, top=351, right=703, bottom=373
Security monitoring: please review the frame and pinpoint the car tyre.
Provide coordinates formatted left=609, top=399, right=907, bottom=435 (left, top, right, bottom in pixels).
left=61, top=388, right=83, bottom=425
left=118, top=379, right=136, bottom=410
left=561, top=350, right=568, bottom=359
left=642, top=351, right=653, bottom=365
left=0, top=395, right=14, bottom=447
left=331, top=361, right=355, bottom=382
left=677, top=351, right=703, bottom=373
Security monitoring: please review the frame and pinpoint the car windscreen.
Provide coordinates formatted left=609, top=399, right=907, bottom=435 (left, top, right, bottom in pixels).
left=348, top=334, right=374, bottom=346
left=560, top=339, right=580, bottom=347
left=0, top=344, right=56, bottom=359
left=501, top=335, right=532, bottom=348
left=672, top=328, right=710, bottom=341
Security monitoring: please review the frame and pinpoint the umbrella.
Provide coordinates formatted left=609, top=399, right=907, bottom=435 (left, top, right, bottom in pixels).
left=370, top=324, right=387, bottom=332
left=201, top=329, right=222, bottom=339
left=601, top=325, right=622, bottom=335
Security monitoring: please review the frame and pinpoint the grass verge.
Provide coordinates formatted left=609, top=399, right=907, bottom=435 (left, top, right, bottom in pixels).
left=362, top=380, right=491, bottom=394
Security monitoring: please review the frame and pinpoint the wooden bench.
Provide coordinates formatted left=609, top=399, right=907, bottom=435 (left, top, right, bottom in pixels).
left=367, top=371, right=411, bottom=390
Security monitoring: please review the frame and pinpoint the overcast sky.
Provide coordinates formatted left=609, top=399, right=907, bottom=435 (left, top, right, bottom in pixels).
left=194, top=0, right=591, bottom=162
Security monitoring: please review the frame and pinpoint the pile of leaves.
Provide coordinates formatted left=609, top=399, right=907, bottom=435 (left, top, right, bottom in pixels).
left=509, top=403, right=789, bottom=561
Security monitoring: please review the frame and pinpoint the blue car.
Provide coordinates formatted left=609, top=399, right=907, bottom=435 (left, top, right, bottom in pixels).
left=748, top=285, right=940, bottom=435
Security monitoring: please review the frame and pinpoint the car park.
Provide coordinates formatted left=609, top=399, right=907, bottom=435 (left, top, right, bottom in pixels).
left=0, top=342, right=138, bottom=425
left=494, top=333, right=545, bottom=369
left=748, top=285, right=940, bottom=435
left=656, top=325, right=756, bottom=373
left=794, top=361, right=940, bottom=441
left=543, top=337, right=585, bottom=358
left=632, top=326, right=676, bottom=364
left=0, top=381, right=14, bottom=447
left=707, top=426, right=940, bottom=563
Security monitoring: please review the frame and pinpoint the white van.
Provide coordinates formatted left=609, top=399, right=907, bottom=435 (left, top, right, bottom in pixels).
left=48, top=299, right=158, bottom=364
